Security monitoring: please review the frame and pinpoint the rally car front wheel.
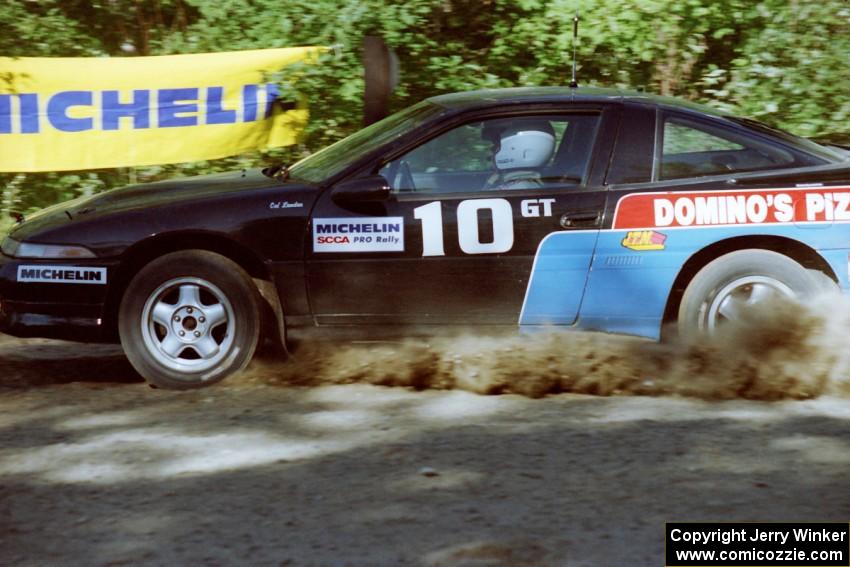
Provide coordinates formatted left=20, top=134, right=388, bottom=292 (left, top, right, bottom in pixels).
left=677, top=249, right=831, bottom=338
left=119, top=250, right=261, bottom=389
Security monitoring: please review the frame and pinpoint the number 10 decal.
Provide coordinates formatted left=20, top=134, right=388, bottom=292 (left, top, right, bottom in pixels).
left=413, top=199, right=515, bottom=257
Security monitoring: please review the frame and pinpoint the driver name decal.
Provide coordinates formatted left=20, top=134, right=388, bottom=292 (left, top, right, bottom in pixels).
left=17, top=265, right=107, bottom=284
left=313, top=217, right=404, bottom=252
left=613, top=186, right=850, bottom=229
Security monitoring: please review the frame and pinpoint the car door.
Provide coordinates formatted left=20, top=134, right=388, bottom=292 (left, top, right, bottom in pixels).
left=306, top=105, right=618, bottom=327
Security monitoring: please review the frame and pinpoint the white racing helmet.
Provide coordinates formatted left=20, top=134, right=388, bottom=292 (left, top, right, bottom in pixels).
left=488, top=118, right=556, bottom=170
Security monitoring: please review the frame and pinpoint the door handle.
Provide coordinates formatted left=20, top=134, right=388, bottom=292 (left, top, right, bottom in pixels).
left=560, top=211, right=600, bottom=228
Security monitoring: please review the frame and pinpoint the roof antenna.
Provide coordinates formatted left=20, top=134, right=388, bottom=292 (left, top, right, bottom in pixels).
left=569, top=11, right=580, bottom=88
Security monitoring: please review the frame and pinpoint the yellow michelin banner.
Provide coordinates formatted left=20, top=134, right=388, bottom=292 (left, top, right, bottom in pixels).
left=0, top=47, right=321, bottom=172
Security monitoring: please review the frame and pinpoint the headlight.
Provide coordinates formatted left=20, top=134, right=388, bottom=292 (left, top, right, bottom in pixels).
left=2, top=237, right=96, bottom=259
left=1, top=236, right=19, bottom=257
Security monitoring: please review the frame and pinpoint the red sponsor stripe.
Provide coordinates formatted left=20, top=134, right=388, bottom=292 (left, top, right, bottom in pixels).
left=612, top=186, right=850, bottom=229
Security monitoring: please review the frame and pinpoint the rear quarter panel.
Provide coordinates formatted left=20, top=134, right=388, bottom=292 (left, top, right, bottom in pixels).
left=578, top=184, right=850, bottom=339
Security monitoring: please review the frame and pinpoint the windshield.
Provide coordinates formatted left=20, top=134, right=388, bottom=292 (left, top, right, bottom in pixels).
left=288, top=101, right=444, bottom=184
left=728, top=116, right=848, bottom=163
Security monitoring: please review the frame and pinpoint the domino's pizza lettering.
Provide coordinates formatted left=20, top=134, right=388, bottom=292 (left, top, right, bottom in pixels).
left=613, top=187, right=850, bottom=229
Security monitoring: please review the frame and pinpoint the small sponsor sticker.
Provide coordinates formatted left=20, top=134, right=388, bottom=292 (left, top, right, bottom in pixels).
left=17, top=265, right=107, bottom=284
left=621, top=230, right=667, bottom=251
left=313, top=217, right=404, bottom=253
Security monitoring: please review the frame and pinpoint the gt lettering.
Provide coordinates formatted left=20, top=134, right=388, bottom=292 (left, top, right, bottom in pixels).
left=521, top=198, right=556, bottom=218
left=413, top=198, right=516, bottom=257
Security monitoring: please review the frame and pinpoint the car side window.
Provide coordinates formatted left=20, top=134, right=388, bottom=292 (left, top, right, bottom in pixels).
left=660, top=115, right=797, bottom=181
left=379, top=114, right=600, bottom=194
left=402, top=123, right=493, bottom=173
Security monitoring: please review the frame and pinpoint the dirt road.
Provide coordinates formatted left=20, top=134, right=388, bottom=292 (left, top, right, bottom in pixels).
left=1, top=333, right=850, bottom=567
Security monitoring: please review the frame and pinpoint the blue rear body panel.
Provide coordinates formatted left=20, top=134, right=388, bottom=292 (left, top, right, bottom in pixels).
left=520, top=223, right=850, bottom=340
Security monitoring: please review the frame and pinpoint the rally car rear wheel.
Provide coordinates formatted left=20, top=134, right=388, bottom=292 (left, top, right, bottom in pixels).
left=677, top=249, right=827, bottom=337
left=119, top=250, right=260, bottom=389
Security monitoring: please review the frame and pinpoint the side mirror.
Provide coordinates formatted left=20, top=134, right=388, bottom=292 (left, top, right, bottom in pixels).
left=331, top=175, right=391, bottom=204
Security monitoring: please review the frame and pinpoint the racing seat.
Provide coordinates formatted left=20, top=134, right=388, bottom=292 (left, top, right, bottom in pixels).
left=545, top=114, right=598, bottom=185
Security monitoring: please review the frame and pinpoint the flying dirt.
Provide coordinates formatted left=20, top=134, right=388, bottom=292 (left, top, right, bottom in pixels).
left=2, top=295, right=849, bottom=399
left=240, top=294, right=850, bottom=401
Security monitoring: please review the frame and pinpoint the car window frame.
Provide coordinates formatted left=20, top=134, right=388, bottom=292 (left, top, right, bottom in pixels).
left=651, top=108, right=828, bottom=183
left=361, top=103, right=618, bottom=201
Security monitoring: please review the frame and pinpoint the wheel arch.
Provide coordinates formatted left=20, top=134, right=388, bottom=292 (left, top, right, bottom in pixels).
left=103, top=231, right=285, bottom=349
left=661, top=235, right=838, bottom=331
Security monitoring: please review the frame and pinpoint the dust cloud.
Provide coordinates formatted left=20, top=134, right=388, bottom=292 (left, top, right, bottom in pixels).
left=243, top=295, right=850, bottom=400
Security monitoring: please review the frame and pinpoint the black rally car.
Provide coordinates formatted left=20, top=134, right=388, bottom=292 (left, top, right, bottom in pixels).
left=1, top=87, right=848, bottom=388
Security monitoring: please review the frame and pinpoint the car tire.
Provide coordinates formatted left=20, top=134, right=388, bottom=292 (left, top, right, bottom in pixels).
left=119, top=250, right=261, bottom=389
left=677, top=249, right=830, bottom=338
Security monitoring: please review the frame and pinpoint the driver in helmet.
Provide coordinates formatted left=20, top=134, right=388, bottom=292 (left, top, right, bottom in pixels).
left=482, top=118, right=556, bottom=190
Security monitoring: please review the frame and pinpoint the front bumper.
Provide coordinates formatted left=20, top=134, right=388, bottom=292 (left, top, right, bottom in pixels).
left=0, top=253, right=118, bottom=342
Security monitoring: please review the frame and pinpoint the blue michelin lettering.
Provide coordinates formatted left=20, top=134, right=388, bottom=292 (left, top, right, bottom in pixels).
left=265, top=84, right=279, bottom=118
left=47, top=91, right=94, bottom=132
left=206, top=87, right=237, bottom=125
left=0, top=84, right=282, bottom=134
left=0, top=95, right=10, bottom=134
left=19, top=93, right=40, bottom=134
left=102, top=89, right=150, bottom=130
left=158, top=88, right=199, bottom=128
left=242, top=84, right=259, bottom=122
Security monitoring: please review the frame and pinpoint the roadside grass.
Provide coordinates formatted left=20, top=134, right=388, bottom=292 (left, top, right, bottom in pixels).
left=0, top=217, right=11, bottom=238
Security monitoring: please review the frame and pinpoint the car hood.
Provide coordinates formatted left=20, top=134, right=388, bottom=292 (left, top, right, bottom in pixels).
left=79, top=169, right=279, bottom=214
left=9, top=169, right=306, bottom=242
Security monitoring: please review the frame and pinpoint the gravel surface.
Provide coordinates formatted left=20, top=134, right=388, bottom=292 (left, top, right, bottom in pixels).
left=1, top=333, right=850, bottom=567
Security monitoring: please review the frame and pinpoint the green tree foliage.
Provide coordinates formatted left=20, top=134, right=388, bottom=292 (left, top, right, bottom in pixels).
left=0, top=0, right=847, bottom=221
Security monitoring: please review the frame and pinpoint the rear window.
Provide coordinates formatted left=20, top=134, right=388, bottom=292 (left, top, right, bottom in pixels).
left=659, top=114, right=821, bottom=181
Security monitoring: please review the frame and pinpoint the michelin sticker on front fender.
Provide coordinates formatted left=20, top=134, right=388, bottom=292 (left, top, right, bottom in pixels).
left=313, top=217, right=404, bottom=252
left=17, top=265, right=107, bottom=284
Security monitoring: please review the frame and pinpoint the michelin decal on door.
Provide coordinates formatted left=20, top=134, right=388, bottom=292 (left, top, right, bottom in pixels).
left=313, top=217, right=404, bottom=252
